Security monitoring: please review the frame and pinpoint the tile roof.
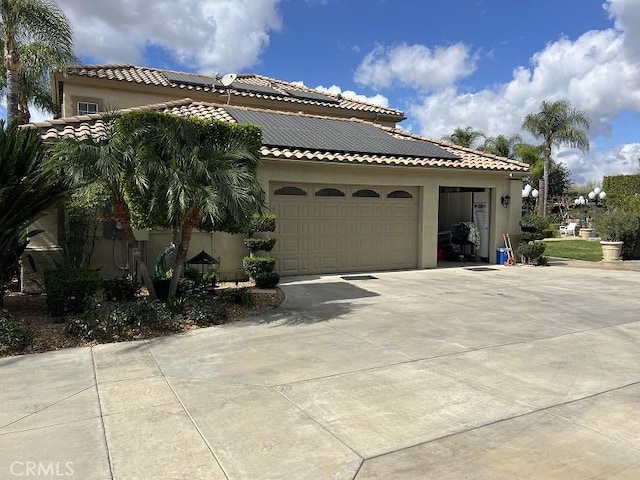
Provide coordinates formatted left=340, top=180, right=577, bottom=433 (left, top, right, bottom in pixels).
left=58, top=64, right=405, bottom=119
left=29, top=99, right=529, bottom=173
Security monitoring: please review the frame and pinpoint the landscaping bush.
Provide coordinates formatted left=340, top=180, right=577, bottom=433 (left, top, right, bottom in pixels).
left=242, top=257, right=276, bottom=278
left=243, top=238, right=277, bottom=254
left=44, top=267, right=101, bottom=320
left=248, top=213, right=276, bottom=236
left=101, top=276, right=140, bottom=302
left=219, top=287, right=254, bottom=306
left=518, top=242, right=546, bottom=265
left=254, top=272, right=280, bottom=289
left=520, top=214, right=551, bottom=242
left=0, top=310, right=33, bottom=348
left=66, top=297, right=180, bottom=341
left=595, top=209, right=640, bottom=259
left=184, top=296, right=228, bottom=326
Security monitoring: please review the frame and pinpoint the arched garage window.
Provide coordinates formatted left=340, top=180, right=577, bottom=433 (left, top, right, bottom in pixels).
left=353, top=189, right=380, bottom=198
left=274, top=186, right=307, bottom=196
left=315, top=188, right=345, bottom=197
left=387, top=190, right=413, bottom=199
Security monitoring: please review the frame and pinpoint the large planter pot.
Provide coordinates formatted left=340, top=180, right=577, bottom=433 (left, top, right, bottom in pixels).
left=580, top=228, right=595, bottom=239
left=601, top=241, right=623, bottom=262
left=152, top=278, right=171, bottom=300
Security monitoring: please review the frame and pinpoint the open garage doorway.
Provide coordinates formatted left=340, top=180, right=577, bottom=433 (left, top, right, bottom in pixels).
left=437, top=187, right=491, bottom=265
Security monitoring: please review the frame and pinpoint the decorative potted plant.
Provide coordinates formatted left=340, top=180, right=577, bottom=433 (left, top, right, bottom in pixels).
left=595, top=209, right=639, bottom=261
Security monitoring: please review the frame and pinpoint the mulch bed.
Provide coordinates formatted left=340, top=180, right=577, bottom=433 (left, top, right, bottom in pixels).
left=1, top=283, right=284, bottom=358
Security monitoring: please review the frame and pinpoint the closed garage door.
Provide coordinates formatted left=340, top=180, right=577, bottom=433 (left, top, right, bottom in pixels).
left=270, top=183, right=419, bottom=275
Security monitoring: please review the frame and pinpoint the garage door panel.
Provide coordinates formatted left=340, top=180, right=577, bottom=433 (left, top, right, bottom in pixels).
left=272, top=183, right=418, bottom=275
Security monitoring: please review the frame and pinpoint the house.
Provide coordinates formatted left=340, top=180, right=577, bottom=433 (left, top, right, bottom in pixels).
left=27, top=64, right=528, bottom=282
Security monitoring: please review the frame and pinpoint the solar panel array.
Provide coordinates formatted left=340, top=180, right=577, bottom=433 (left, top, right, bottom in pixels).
left=282, top=88, right=340, bottom=104
left=230, top=81, right=283, bottom=96
left=163, top=71, right=221, bottom=88
left=228, top=108, right=460, bottom=159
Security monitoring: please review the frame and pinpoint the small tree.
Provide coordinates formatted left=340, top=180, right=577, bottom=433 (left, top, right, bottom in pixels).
left=122, top=112, right=265, bottom=299
left=0, top=122, right=71, bottom=306
left=243, top=214, right=280, bottom=288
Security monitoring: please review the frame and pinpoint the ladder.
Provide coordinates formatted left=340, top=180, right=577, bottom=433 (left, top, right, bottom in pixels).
left=502, top=233, right=515, bottom=265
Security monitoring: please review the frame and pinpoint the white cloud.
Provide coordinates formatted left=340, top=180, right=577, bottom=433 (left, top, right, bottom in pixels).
left=57, top=0, right=282, bottom=73
left=293, top=81, right=389, bottom=108
left=561, top=143, right=640, bottom=184
left=315, top=84, right=390, bottom=108
left=354, top=43, right=477, bottom=91
left=373, top=0, right=640, bottom=182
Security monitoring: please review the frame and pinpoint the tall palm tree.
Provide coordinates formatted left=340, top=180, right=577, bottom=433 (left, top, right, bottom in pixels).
left=522, top=99, right=590, bottom=215
left=482, top=134, right=523, bottom=159
left=52, top=114, right=160, bottom=299
left=0, top=121, right=71, bottom=305
left=443, top=126, right=485, bottom=148
left=127, top=113, right=264, bottom=299
left=1, top=0, right=75, bottom=124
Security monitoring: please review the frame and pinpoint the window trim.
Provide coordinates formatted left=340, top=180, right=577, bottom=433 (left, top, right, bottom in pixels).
left=77, top=101, right=99, bottom=116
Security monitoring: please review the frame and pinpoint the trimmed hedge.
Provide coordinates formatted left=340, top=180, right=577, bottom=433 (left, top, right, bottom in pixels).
left=248, top=213, right=276, bottom=236
left=44, top=267, right=101, bottom=320
left=242, top=256, right=276, bottom=277
left=243, top=238, right=276, bottom=254
left=518, top=242, right=546, bottom=264
left=101, top=277, right=140, bottom=302
left=603, top=174, right=640, bottom=211
left=255, top=272, right=280, bottom=289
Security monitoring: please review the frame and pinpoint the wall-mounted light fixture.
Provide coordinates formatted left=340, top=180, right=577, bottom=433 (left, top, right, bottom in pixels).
left=500, top=194, right=511, bottom=208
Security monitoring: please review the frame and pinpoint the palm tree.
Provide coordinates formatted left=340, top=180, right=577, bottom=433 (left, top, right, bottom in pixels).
left=482, top=134, right=522, bottom=159
left=443, top=126, right=485, bottom=148
left=52, top=114, right=160, bottom=299
left=128, top=113, right=264, bottom=299
left=0, top=122, right=71, bottom=305
left=522, top=100, right=590, bottom=215
left=1, top=0, right=75, bottom=124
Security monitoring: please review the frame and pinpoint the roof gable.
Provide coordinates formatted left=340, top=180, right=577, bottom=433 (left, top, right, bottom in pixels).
left=57, top=64, right=404, bottom=119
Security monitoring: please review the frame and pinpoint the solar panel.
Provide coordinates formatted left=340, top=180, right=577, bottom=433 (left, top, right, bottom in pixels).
left=163, top=70, right=221, bottom=88
left=228, top=108, right=460, bottom=159
left=230, top=81, right=284, bottom=97
left=282, top=88, right=340, bottom=104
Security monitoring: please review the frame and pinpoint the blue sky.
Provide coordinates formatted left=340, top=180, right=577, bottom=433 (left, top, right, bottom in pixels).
left=41, top=0, right=640, bottom=182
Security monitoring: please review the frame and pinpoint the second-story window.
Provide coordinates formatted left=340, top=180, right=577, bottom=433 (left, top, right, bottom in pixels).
left=77, top=101, right=98, bottom=115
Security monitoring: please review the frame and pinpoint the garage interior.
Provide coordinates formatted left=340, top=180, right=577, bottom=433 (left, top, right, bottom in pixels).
left=438, top=187, right=491, bottom=264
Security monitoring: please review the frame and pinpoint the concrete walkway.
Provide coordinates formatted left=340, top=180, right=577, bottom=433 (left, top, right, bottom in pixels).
left=1, top=265, right=640, bottom=479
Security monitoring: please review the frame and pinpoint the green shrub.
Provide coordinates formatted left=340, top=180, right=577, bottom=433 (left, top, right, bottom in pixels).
left=184, top=296, right=228, bottom=326
left=0, top=310, right=33, bottom=348
left=65, top=297, right=126, bottom=341
left=603, top=174, right=640, bottom=212
left=595, top=209, right=639, bottom=242
left=44, top=267, right=101, bottom=320
left=243, top=238, right=276, bottom=254
left=101, top=277, right=140, bottom=302
left=248, top=213, right=276, bottom=236
left=520, top=214, right=551, bottom=242
left=242, top=256, right=276, bottom=277
left=254, top=272, right=280, bottom=288
left=66, top=297, right=181, bottom=341
left=518, top=242, right=546, bottom=264
left=219, top=287, right=254, bottom=306
left=183, top=267, right=200, bottom=282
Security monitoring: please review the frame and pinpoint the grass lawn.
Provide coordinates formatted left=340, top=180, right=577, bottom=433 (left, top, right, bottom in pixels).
left=543, top=240, right=602, bottom=262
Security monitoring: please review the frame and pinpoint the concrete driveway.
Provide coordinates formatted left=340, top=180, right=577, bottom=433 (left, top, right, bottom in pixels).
left=1, top=265, right=640, bottom=479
